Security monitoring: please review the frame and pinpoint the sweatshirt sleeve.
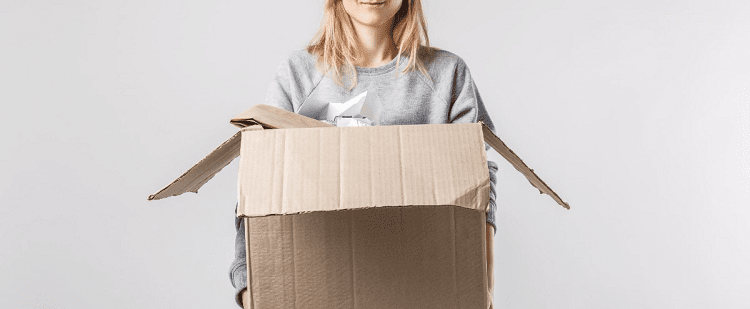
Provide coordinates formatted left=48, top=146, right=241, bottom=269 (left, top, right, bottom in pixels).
left=447, top=57, right=498, bottom=235
left=262, top=54, right=296, bottom=112
left=229, top=203, right=248, bottom=308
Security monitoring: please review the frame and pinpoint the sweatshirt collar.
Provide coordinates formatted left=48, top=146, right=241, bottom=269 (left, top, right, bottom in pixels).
left=355, top=54, right=403, bottom=76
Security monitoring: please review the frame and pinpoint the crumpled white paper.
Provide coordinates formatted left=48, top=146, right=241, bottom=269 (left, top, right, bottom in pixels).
left=326, top=91, right=368, bottom=122
left=324, top=90, right=381, bottom=127
left=333, top=116, right=373, bottom=127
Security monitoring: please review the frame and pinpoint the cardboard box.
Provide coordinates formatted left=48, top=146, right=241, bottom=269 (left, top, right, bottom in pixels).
left=149, top=104, right=569, bottom=309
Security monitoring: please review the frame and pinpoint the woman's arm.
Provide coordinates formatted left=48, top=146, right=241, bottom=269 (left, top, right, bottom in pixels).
left=229, top=204, right=249, bottom=308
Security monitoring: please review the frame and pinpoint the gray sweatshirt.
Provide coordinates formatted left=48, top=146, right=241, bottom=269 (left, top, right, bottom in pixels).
left=229, top=47, right=499, bottom=307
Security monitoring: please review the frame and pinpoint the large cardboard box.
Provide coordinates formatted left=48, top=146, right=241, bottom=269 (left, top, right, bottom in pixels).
left=149, top=104, right=568, bottom=309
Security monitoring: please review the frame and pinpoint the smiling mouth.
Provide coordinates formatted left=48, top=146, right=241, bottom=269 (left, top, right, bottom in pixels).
left=361, top=2, right=385, bottom=4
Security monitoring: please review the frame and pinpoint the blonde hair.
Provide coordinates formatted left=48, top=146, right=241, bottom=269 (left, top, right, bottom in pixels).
left=306, top=0, right=435, bottom=90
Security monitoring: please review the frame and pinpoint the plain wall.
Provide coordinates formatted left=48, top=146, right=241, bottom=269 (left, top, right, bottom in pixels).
left=1, top=0, right=748, bottom=308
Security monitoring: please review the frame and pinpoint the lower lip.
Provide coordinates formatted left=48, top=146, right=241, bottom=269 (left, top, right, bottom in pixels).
left=361, top=2, right=385, bottom=6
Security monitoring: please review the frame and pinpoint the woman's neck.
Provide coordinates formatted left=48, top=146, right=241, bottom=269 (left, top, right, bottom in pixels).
left=350, top=19, right=397, bottom=68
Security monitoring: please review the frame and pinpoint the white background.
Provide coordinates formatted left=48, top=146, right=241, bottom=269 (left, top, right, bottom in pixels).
left=1, top=0, right=748, bottom=308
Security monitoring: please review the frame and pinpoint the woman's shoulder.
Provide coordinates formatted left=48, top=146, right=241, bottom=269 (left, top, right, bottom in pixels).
left=413, top=46, right=474, bottom=91
left=277, top=48, right=319, bottom=72
left=417, top=46, right=470, bottom=72
left=271, top=48, right=325, bottom=88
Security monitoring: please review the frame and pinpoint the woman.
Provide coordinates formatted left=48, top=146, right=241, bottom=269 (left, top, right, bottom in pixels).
left=229, top=0, right=498, bottom=307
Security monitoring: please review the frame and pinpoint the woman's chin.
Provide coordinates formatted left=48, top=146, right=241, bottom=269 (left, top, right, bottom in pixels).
left=351, top=16, right=393, bottom=28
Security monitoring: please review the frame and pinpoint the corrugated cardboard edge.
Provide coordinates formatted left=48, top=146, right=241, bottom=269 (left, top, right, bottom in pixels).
left=486, top=222, right=494, bottom=309
left=239, top=204, right=487, bottom=219
left=479, top=122, right=570, bottom=209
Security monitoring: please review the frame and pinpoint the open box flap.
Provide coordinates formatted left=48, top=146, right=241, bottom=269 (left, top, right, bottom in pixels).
left=479, top=122, right=570, bottom=209
left=148, top=105, right=331, bottom=201
left=147, top=126, right=263, bottom=201
left=230, top=104, right=334, bottom=129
